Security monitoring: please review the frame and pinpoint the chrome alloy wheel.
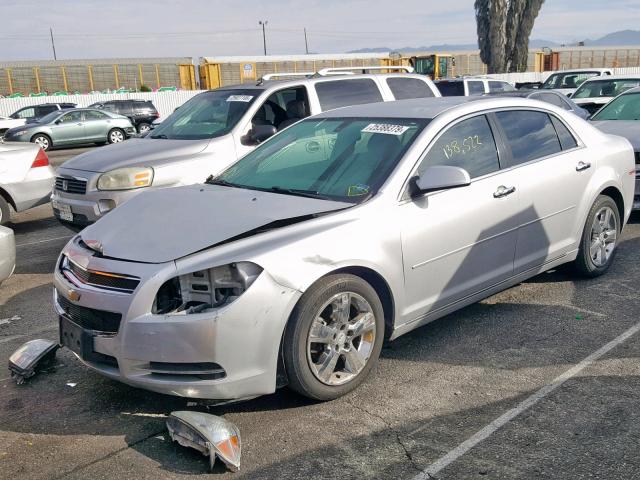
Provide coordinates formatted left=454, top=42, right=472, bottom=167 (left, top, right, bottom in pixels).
left=306, top=292, right=377, bottom=386
left=590, top=206, right=617, bottom=267
left=34, top=136, right=49, bottom=150
left=110, top=130, right=124, bottom=143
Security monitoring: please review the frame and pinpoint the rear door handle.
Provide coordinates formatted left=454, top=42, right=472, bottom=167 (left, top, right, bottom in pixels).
left=576, top=161, right=591, bottom=171
left=493, top=185, right=516, bottom=198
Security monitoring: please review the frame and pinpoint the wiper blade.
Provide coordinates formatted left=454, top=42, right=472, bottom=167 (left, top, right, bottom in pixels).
left=269, top=186, right=327, bottom=199
left=205, top=176, right=239, bottom=188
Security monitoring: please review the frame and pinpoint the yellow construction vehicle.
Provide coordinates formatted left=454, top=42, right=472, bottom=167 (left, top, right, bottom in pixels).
left=384, top=53, right=455, bottom=80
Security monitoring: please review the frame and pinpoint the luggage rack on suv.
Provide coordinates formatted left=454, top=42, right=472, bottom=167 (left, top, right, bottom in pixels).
left=256, top=65, right=414, bottom=85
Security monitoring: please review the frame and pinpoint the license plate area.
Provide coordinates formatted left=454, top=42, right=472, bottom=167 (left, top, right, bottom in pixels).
left=59, top=316, right=94, bottom=359
left=52, top=200, right=73, bottom=222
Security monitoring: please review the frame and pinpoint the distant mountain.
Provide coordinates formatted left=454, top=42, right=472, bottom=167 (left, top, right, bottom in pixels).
left=349, top=39, right=557, bottom=53
left=584, top=30, right=640, bottom=46
left=348, top=30, right=640, bottom=53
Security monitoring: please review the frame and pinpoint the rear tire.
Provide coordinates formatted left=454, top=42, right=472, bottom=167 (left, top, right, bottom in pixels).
left=283, top=274, right=384, bottom=401
left=0, top=196, right=11, bottom=225
left=572, top=195, right=620, bottom=277
left=31, top=133, right=51, bottom=151
left=137, top=122, right=151, bottom=134
left=107, top=128, right=125, bottom=144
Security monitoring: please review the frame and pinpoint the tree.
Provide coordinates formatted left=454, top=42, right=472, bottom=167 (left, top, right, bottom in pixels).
left=475, top=0, right=545, bottom=73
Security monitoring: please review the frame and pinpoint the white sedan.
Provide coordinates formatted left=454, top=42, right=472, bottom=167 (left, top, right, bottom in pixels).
left=0, top=141, right=55, bottom=224
left=0, top=116, right=26, bottom=138
left=0, top=225, right=15, bottom=285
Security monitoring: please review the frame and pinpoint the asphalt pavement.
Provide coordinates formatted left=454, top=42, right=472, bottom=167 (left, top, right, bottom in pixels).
left=0, top=152, right=639, bottom=479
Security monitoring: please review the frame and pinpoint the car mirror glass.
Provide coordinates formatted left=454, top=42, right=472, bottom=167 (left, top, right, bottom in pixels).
left=410, top=165, right=471, bottom=197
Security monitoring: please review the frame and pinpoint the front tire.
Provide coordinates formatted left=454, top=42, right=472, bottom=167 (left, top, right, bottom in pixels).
left=107, top=128, right=125, bottom=144
left=137, top=122, right=151, bottom=134
left=283, top=274, right=384, bottom=401
left=572, top=195, right=620, bottom=277
left=31, top=133, right=51, bottom=151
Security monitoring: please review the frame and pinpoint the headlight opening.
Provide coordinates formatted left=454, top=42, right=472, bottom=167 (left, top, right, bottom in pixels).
left=153, top=262, right=262, bottom=315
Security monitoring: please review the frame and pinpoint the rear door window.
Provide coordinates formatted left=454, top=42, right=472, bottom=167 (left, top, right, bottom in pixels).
left=495, top=110, right=562, bottom=166
left=436, top=81, right=464, bottom=96
left=314, top=79, right=383, bottom=110
left=386, top=77, right=434, bottom=100
left=467, top=81, right=485, bottom=95
left=418, top=115, right=500, bottom=178
left=550, top=116, right=578, bottom=150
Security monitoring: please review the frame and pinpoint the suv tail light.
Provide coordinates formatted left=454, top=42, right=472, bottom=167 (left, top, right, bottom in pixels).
left=31, top=149, right=49, bottom=168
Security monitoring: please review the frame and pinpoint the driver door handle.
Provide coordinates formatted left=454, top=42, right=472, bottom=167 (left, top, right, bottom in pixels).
left=576, top=161, right=591, bottom=172
left=493, top=185, right=516, bottom=198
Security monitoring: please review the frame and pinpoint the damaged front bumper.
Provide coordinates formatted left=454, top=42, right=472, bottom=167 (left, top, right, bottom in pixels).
left=54, top=237, right=301, bottom=400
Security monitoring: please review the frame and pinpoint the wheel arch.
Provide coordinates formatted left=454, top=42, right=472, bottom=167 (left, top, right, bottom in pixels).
left=30, top=132, right=52, bottom=147
left=322, top=266, right=396, bottom=340
left=599, top=185, right=625, bottom=229
left=0, top=186, right=16, bottom=210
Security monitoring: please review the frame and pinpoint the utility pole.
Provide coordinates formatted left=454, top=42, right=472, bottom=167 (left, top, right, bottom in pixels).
left=304, top=28, right=309, bottom=54
left=50, top=27, right=57, bottom=60
left=258, top=20, right=268, bottom=55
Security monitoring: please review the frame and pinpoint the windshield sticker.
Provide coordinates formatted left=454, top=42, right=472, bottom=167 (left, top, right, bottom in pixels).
left=362, top=123, right=410, bottom=135
left=226, top=95, right=254, bottom=102
left=347, top=184, right=370, bottom=196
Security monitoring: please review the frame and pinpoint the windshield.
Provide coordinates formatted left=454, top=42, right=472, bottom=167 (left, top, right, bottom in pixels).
left=591, top=92, right=640, bottom=120
left=150, top=89, right=258, bottom=140
left=37, top=111, right=64, bottom=124
left=573, top=79, right=640, bottom=99
left=541, top=72, right=600, bottom=90
left=215, top=117, right=428, bottom=203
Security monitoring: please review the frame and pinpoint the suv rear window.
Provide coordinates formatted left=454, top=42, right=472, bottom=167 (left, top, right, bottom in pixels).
left=386, top=78, right=434, bottom=100
left=314, top=79, right=383, bottom=110
left=495, top=110, right=562, bottom=165
left=467, top=81, right=485, bottom=95
left=436, top=81, right=464, bottom=97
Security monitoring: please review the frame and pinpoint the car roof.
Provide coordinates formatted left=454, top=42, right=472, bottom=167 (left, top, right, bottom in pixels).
left=315, top=96, right=501, bottom=119
left=216, top=73, right=433, bottom=92
left=579, top=74, right=640, bottom=82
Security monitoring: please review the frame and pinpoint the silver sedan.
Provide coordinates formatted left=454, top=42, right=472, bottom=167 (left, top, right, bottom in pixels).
left=54, top=97, right=635, bottom=402
left=2, top=108, right=136, bottom=151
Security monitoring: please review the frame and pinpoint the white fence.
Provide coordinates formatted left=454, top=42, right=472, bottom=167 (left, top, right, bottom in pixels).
left=0, top=90, right=205, bottom=119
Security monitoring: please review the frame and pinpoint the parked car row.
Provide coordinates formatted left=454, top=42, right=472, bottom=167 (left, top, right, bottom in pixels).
left=1, top=69, right=636, bottom=404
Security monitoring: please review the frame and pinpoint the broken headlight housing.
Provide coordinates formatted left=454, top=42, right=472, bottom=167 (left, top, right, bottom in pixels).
left=153, top=262, right=263, bottom=315
left=97, top=167, right=153, bottom=191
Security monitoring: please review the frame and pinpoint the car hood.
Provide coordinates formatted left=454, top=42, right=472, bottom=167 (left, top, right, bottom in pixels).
left=80, top=184, right=352, bottom=263
left=61, top=137, right=211, bottom=173
left=590, top=120, right=640, bottom=151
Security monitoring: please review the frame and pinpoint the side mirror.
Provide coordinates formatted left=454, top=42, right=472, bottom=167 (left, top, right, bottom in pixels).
left=241, top=124, right=277, bottom=146
left=54, top=119, right=62, bottom=125
left=566, top=92, right=573, bottom=98
left=410, top=165, right=471, bottom=197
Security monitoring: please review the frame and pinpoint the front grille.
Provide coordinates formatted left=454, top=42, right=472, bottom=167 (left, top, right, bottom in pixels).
left=63, top=257, right=140, bottom=293
left=57, top=294, right=122, bottom=334
left=55, top=176, right=87, bottom=194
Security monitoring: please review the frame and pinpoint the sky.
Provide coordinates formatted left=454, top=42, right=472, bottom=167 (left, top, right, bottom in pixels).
left=1, top=0, right=639, bottom=61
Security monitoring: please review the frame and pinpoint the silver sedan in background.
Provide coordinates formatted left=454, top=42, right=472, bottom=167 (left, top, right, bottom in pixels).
left=0, top=141, right=55, bottom=224
left=55, top=97, right=635, bottom=402
left=2, top=108, right=136, bottom=151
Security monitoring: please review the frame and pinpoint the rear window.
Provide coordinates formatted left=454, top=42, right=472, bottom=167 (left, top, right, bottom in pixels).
left=495, top=110, right=562, bottom=165
left=314, top=79, right=383, bottom=110
left=386, top=78, right=434, bottom=100
left=436, top=81, right=465, bottom=97
left=531, top=92, right=567, bottom=109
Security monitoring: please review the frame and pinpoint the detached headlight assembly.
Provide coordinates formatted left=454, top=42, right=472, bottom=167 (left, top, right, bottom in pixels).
left=97, top=167, right=153, bottom=191
left=153, top=262, right=263, bottom=315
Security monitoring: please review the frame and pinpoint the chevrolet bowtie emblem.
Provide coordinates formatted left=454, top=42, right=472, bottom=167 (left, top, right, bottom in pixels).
left=67, top=289, right=81, bottom=302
